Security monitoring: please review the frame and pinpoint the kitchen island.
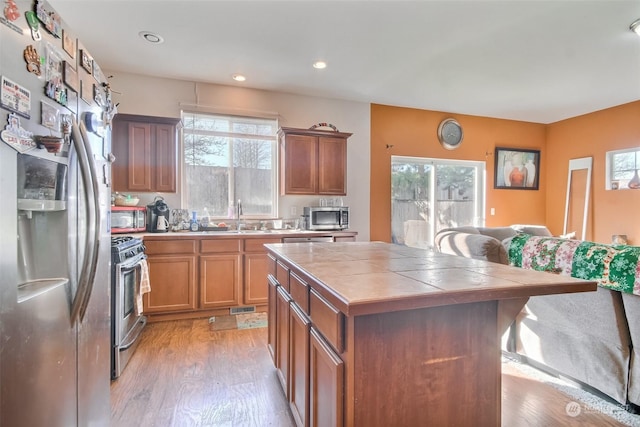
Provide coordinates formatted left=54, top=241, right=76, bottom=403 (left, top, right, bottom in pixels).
left=265, top=241, right=597, bottom=427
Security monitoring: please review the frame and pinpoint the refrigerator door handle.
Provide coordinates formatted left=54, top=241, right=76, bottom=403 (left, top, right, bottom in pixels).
left=70, top=116, right=101, bottom=323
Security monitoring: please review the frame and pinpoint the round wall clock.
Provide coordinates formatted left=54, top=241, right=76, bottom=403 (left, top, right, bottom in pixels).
left=437, top=118, right=463, bottom=150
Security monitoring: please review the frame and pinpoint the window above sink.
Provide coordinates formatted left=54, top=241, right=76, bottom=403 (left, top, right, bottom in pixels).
left=182, top=111, right=278, bottom=219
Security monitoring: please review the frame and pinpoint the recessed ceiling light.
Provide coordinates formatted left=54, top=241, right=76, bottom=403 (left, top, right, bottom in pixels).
left=313, top=61, right=327, bottom=69
left=631, top=19, right=640, bottom=36
left=139, top=31, right=164, bottom=44
left=232, top=74, right=246, bottom=82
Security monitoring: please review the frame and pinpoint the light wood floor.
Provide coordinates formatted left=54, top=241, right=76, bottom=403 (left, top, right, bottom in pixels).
left=111, top=319, right=630, bottom=427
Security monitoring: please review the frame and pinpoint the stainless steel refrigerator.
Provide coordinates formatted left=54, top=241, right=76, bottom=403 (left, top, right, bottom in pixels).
left=1, top=1, right=112, bottom=425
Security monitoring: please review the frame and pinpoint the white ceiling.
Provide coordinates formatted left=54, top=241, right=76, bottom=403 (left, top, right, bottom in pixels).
left=49, top=0, right=640, bottom=124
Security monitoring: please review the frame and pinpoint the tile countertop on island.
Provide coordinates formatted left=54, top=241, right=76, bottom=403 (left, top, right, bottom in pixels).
left=264, top=241, right=597, bottom=317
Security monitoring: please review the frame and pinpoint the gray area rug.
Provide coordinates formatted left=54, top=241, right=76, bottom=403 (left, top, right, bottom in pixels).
left=502, top=355, right=640, bottom=426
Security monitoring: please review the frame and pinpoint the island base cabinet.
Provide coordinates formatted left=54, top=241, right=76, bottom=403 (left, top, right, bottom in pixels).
left=276, top=286, right=291, bottom=395
left=310, top=328, right=344, bottom=427
left=289, top=304, right=310, bottom=427
left=350, top=302, right=499, bottom=427
left=267, top=276, right=278, bottom=363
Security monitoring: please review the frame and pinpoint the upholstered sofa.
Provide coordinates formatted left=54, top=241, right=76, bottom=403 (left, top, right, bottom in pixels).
left=434, top=225, right=640, bottom=412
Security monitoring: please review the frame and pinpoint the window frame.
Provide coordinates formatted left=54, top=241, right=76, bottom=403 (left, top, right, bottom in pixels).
left=180, top=111, right=279, bottom=219
left=606, top=147, right=640, bottom=190
left=391, top=155, right=486, bottom=248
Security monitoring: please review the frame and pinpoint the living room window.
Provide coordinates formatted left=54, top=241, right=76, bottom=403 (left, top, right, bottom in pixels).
left=606, top=147, right=640, bottom=190
left=182, top=112, right=278, bottom=218
left=391, top=156, right=485, bottom=248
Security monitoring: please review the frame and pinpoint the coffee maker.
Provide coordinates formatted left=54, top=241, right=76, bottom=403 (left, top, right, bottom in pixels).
left=146, top=196, right=170, bottom=233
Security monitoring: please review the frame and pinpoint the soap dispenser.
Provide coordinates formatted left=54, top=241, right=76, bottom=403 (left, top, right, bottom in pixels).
left=190, top=211, right=199, bottom=232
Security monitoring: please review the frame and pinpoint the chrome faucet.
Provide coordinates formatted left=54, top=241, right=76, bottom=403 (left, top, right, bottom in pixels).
left=236, top=199, right=243, bottom=231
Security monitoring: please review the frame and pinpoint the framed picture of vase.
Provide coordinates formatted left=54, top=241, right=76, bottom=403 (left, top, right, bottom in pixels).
left=494, top=147, right=540, bottom=190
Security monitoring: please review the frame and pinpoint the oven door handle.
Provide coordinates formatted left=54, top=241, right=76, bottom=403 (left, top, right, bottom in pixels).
left=116, top=253, right=147, bottom=273
left=118, top=316, right=147, bottom=351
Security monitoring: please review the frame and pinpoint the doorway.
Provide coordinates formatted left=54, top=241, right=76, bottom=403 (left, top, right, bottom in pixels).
left=391, top=156, right=485, bottom=248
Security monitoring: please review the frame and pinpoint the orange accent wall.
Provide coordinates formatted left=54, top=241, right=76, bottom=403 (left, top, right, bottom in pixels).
left=545, top=101, right=640, bottom=244
left=370, top=104, right=547, bottom=242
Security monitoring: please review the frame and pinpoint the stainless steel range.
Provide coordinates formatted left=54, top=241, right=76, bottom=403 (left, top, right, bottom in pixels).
left=111, top=236, right=147, bottom=379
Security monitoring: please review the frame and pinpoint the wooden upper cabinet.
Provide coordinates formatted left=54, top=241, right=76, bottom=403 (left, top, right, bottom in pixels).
left=127, top=122, right=152, bottom=191
left=318, top=136, right=347, bottom=194
left=282, top=134, right=318, bottom=194
left=112, top=114, right=180, bottom=193
left=278, top=127, right=352, bottom=196
left=154, top=123, right=178, bottom=193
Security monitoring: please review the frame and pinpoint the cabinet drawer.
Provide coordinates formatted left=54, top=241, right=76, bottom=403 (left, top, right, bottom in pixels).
left=276, top=260, right=290, bottom=292
left=144, top=239, right=196, bottom=255
left=309, top=288, right=344, bottom=353
left=245, top=238, right=281, bottom=253
left=290, top=272, right=309, bottom=314
left=267, top=254, right=277, bottom=278
left=200, top=239, right=241, bottom=253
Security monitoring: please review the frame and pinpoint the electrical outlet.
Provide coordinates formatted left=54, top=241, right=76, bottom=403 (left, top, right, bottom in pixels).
left=490, top=208, right=495, bottom=216
left=290, top=206, right=297, bottom=216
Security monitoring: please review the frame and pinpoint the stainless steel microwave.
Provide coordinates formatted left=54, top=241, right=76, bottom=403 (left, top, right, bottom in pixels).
left=303, top=206, right=349, bottom=230
left=111, top=206, right=146, bottom=234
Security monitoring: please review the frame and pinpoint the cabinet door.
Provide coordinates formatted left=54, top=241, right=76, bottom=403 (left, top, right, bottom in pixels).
left=267, top=276, right=278, bottom=363
left=111, top=119, right=129, bottom=192
left=276, top=286, right=291, bottom=395
left=144, top=255, right=197, bottom=313
left=153, top=123, right=176, bottom=193
left=127, top=122, right=152, bottom=192
left=112, top=114, right=178, bottom=193
left=200, top=254, right=242, bottom=308
left=317, top=137, right=346, bottom=195
left=289, top=303, right=310, bottom=427
left=282, top=134, right=318, bottom=195
left=244, top=253, right=270, bottom=305
left=310, top=328, right=344, bottom=427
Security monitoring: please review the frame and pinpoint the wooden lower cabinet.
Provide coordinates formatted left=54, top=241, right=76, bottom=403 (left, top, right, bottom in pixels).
left=142, top=233, right=356, bottom=319
left=289, top=303, right=310, bottom=427
left=276, top=286, right=291, bottom=395
left=244, top=237, right=281, bottom=305
left=144, top=255, right=197, bottom=313
left=309, top=328, right=344, bottom=427
left=199, top=254, right=242, bottom=308
left=244, top=253, right=269, bottom=304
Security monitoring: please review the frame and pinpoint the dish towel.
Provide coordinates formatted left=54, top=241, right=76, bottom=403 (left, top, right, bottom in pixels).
left=136, top=258, right=151, bottom=316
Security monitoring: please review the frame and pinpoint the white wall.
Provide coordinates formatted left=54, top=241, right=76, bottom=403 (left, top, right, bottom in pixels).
left=108, top=72, right=371, bottom=241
